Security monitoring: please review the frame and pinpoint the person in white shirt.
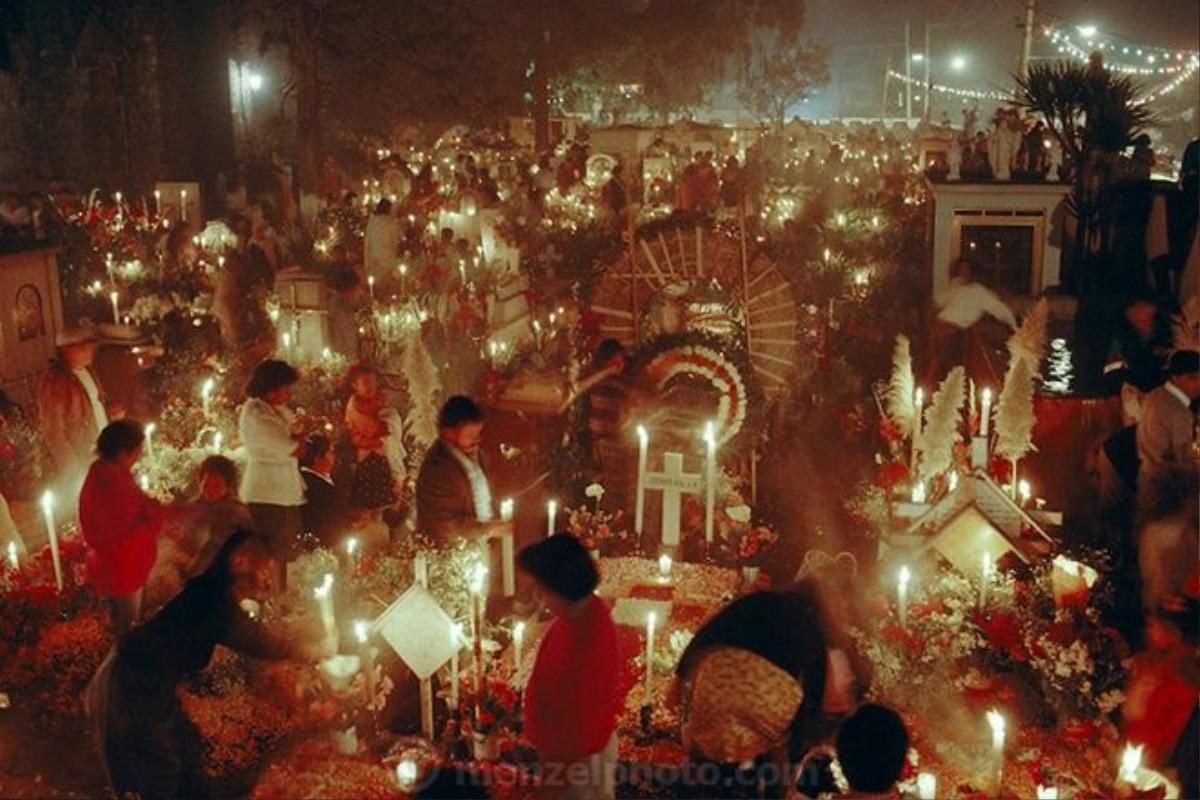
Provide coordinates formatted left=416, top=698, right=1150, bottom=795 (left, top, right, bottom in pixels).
left=239, top=360, right=307, bottom=589
left=931, top=257, right=1017, bottom=380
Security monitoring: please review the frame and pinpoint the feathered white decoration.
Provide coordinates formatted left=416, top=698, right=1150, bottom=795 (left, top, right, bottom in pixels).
left=401, top=330, right=441, bottom=459
left=1172, top=296, right=1200, bottom=354
left=885, top=335, right=916, bottom=435
left=1007, top=298, right=1049, bottom=370
left=916, top=366, right=965, bottom=480
left=994, top=355, right=1036, bottom=463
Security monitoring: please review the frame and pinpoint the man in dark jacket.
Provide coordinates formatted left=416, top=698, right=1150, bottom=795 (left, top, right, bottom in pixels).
left=85, top=531, right=330, bottom=799
left=300, top=434, right=349, bottom=548
left=415, top=396, right=509, bottom=544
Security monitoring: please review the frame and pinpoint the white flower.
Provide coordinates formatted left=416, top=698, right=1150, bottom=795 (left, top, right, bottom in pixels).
left=584, top=483, right=605, bottom=501
left=726, top=505, right=752, bottom=523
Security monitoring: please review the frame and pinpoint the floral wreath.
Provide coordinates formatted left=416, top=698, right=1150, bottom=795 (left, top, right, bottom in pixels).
left=635, top=332, right=765, bottom=454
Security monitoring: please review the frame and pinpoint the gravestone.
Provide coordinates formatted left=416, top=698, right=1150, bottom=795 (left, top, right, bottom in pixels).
left=640, top=451, right=702, bottom=547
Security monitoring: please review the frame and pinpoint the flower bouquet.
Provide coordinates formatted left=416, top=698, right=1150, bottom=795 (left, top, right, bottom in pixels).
left=458, top=676, right=522, bottom=760
left=565, top=486, right=629, bottom=556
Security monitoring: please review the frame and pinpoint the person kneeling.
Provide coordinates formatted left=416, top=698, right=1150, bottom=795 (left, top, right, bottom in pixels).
left=85, top=531, right=333, bottom=800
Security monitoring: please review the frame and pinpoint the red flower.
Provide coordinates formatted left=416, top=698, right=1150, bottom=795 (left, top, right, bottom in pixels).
left=976, top=611, right=1029, bottom=662
left=876, top=460, right=910, bottom=491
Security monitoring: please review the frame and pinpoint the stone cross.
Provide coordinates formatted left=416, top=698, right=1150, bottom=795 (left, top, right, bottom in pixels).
left=641, top=451, right=702, bottom=546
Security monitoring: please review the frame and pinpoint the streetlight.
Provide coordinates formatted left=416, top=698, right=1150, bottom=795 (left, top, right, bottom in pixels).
left=1075, top=24, right=1098, bottom=38
left=949, top=54, right=968, bottom=72
left=246, top=71, right=264, bottom=92
left=911, top=52, right=924, bottom=63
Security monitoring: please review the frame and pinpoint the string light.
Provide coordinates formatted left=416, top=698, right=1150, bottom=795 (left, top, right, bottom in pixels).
left=1042, top=25, right=1197, bottom=76
left=887, top=70, right=1005, bottom=101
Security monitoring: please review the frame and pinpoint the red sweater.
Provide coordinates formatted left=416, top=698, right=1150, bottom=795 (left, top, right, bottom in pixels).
left=78, top=459, right=165, bottom=596
left=524, top=595, right=621, bottom=762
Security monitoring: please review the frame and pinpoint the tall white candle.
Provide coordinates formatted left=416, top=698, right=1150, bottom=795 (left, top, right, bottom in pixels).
left=110, top=291, right=121, bottom=325
left=987, top=708, right=1006, bottom=795
left=368, top=274, right=376, bottom=299
left=345, top=537, right=359, bottom=569
left=643, top=611, right=656, bottom=706
left=657, top=553, right=672, bottom=583
left=546, top=499, right=557, bottom=537
left=354, top=620, right=375, bottom=700
left=703, top=421, right=716, bottom=544
left=153, top=189, right=161, bottom=217
left=201, top=377, right=215, bottom=416
left=635, top=425, right=648, bottom=535
left=897, top=566, right=910, bottom=628
left=211, top=431, right=223, bottom=454
left=499, top=498, right=514, bottom=522
left=1017, top=480, right=1032, bottom=507
left=314, top=573, right=335, bottom=641
left=980, top=552, right=992, bottom=611
left=916, top=773, right=937, bottom=800
left=144, top=422, right=156, bottom=458
left=40, top=491, right=62, bottom=592
left=6, top=541, right=18, bottom=571
left=469, top=563, right=487, bottom=724
left=449, top=622, right=462, bottom=710
left=980, top=387, right=993, bottom=438
left=180, top=189, right=188, bottom=222
left=513, top=620, right=525, bottom=676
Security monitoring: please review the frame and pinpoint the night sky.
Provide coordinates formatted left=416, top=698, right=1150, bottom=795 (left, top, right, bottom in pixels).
left=801, top=0, right=1200, bottom=117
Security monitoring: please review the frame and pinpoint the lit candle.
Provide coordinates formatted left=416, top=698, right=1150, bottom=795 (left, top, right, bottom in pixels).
left=546, top=499, right=557, bottom=537
left=110, top=291, right=120, bottom=325
left=211, top=431, right=223, bottom=454
left=40, top=491, right=62, bottom=592
left=321, top=347, right=331, bottom=362
left=469, top=563, right=487, bottom=725
left=201, top=377, right=215, bottom=416
left=980, top=387, right=993, bottom=438
left=180, top=189, right=188, bottom=222
left=449, top=622, right=462, bottom=710
left=1119, top=743, right=1144, bottom=784
left=644, top=611, right=656, bottom=706
left=140, top=475, right=150, bottom=492
left=367, top=274, right=376, bottom=299
left=980, top=552, right=992, bottom=611
left=513, top=620, right=525, bottom=676
left=916, top=773, right=937, bottom=800
left=153, top=189, right=161, bottom=217
left=354, top=620, right=376, bottom=700
left=281, top=331, right=292, bottom=351
left=1036, top=786, right=1058, bottom=800
left=987, top=708, right=1006, bottom=795
left=6, top=541, right=18, bottom=571
left=395, top=759, right=418, bottom=790
left=499, top=498, right=514, bottom=522
left=703, top=421, right=716, bottom=544
left=1018, top=479, right=1032, bottom=507
left=314, top=573, right=335, bottom=641
left=657, top=553, right=672, bottom=583
left=635, top=425, right=648, bottom=536
left=897, top=566, right=910, bottom=628
left=399, top=263, right=408, bottom=294
left=143, top=422, right=156, bottom=458
left=345, top=537, right=359, bottom=569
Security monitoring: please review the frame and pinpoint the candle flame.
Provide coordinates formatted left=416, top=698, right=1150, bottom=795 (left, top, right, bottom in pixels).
left=1120, top=743, right=1143, bottom=782
left=469, top=562, right=488, bottom=594
left=201, top=377, right=215, bottom=395
left=353, top=620, right=369, bottom=643
left=658, top=554, right=672, bottom=575
left=314, top=572, right=334, bottom=599
left=145, top=422, right=156, bottom=437
left=898, top=565, right=910, bottom=586
left=514, top=620, right=526, bottom=638
left=636, top=424, right=648, bottom=445
left=703, top=420, right=716, bottom=448
left=39, top=490, right=54, bottom=514
left=345, top=537, right=358, bottom=556
left=395, top=759, right=419, bottom=788
left=982, top=387, right=992, bottom=403
left=647, top=611, right=657, bottom=629
left=986, top=708, right=1006, bottom=746
left=1018, top=479, right=1032, bottom=502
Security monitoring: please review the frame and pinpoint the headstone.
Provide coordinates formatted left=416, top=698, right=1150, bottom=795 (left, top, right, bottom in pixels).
left=642, top=451, right=702, bottom=546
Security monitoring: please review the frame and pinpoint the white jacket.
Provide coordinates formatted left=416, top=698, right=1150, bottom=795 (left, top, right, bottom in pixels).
left=238, top=399, right=305, bottom=506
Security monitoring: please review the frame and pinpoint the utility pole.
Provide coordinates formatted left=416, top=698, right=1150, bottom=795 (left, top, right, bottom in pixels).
left=923, top=23, right=931, bottom=121
left=882, top=57, right=893, bottom=120
left=904, top=23, right=912, bottom=122
left=1019, top=0, right=1036, bottom=80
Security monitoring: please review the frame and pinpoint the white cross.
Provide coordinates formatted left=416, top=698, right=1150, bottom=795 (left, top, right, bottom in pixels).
left=640, top=451, right=702, bottom=546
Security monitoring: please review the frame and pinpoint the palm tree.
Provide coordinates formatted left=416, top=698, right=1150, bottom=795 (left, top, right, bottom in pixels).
left=1013, top=58, right=1154, bottom=293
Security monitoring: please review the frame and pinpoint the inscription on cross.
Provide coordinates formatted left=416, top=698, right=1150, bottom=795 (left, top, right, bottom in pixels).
left=638, top=451, right=702, bottom=546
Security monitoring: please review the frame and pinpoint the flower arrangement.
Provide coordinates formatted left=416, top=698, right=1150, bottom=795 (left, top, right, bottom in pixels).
left=565, top=501, right=629, bottom=554
left=459, top=676, right=522, bottom=736
left=734, top=525, right=780, bottom=566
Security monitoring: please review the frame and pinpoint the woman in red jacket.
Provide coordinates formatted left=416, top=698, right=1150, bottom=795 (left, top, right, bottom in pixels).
left=519, top=534, right=621, bottom=800
left=79, top=420, right=165, bottom=635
